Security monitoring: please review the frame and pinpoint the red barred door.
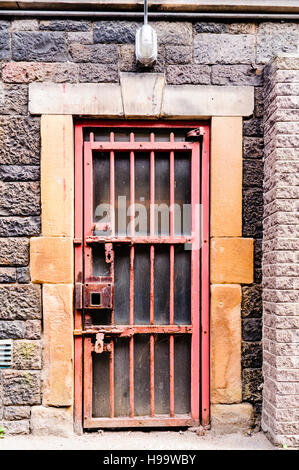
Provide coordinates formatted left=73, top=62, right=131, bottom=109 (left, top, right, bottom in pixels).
left=74, top=121, right=210, bottom=429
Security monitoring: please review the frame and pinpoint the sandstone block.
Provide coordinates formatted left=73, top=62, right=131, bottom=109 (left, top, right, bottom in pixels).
left=30, top=237, right=73, bottom=284
left=42, top=284, right=73, bottom=406
left=41, top=115, right=74, bottom=237
left=120, top=72, right=165, bottom=118
left=211, top=117, right=242, bottom=237
left=211, top=284, right=242, bottom=404
left=211, top=238, right=254, bottom=284
left=30, top=405, right=73, bottom=436
left=211, top=403, right=254, bottom=433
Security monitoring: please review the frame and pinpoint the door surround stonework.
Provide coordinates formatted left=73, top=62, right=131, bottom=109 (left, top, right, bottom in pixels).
left=28, top=73, right=254, bottom=434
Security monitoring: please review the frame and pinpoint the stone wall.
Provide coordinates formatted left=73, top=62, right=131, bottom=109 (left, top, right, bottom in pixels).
left=262, top=55, right=299, bottom=447
left=0, top=17, right=298, bottom=433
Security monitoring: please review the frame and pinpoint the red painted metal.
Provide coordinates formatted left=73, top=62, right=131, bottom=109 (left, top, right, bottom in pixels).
left=201, top=127, right=210, bottom=426
left=74, top=120, right=210, bottom=430
left=74, top=123, right=84, bottom=434
left=191, top=141, right=200, bottom=422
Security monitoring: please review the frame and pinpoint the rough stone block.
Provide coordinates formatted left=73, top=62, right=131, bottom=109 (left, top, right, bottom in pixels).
left=243, top=189, right=263, bottom=238
left=152, top=22, right=193, bottom=46
left=210, top=238, right=254, bottom=284
left=11, top=19, right=39, bottom=31
left=0, top=267, right=16, bottom=283
left=165, top=46, right=192, bottom=65
left=243, top=137, right=264, bottom=159
left=0, top=238, right=29, bottom=266
left=257, top=24, right=299, bottom=64
left=69, top=43, right=118, bottom=63
left=0, top=182, right=40, bottom=216
left=194, top=34, right=255, bottom=64
left=42, top=284, right=73, bottom=407
left=68, top=31, right=93, bottom=44
left=40, top=20, right=90, bottom=32
left=0, top=216, right=40, bottom=237
left=241, top=285, right=263, bottom=318
left=41, top=115, right=74, bottom=237
left=242, top=319, right=263, bottom=341
left=94, top=20, right=139, bottom=44
left=0, top=84, right=28, bottom=115
left=166, top=65, right=211, bottom=85
left=12, top=32, right=67, bottom=62
left=78, top=63, right=118, bottom=83
left=211, top=284, right=242, bottom=404
left=243, top=159, right=263, bottom=188
left=0, top=30, right=10, bottom=60
left=242, top=342, right=263, bottom=369
left=13, top=340, right=41, bottom=370
left=30, top=237, right=73, bottom=284
left=25, top=320, right=41, bottom=340
left=0, top=165, right=40, bottom=182
left=211, top=65, right=263, bottom=86
left=194, top=22, right=226, bottom=34
left=0, top=321, right=25, bottom=339
left=3, top=406, right=30, bottom=421
left=0, top=116, right=40, bottom=165
left=211, top=117, right=242, bottom=237
left=0, top=420, right=29, bottom=435
left=30, top=405, right=73, bottom=436
left=242, top=369, right=263, bottom=402
left=211, top=404, right=254, bottom=433
left=16, top=267, right=31, bottom=284
left=0, top=284, right=41, bottom=320
left=2, top=370, right=41, bottom=405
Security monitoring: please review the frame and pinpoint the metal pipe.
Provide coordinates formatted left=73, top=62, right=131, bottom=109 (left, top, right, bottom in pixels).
left=144, top=0, right=148, bottom=25
left=0, top=10, right=299, bottom=21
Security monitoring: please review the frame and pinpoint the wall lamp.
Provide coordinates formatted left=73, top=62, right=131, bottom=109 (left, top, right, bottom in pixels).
left=135, top=0, right=157, bottom=67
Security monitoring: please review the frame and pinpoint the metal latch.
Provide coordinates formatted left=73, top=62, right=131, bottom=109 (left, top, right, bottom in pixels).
left=186, top=127, right=205, bottom=140
left=92, top=333, right=112, bottom=354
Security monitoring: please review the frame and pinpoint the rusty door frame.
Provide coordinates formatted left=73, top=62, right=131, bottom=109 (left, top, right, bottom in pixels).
left=74, top=120, right=210, bottom=430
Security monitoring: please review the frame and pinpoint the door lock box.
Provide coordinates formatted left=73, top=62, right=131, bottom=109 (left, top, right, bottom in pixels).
left=75, top=282, right=113, bottom=309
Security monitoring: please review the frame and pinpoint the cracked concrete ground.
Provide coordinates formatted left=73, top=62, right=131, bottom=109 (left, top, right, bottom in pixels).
left=0, top=430, right=276, bottom=450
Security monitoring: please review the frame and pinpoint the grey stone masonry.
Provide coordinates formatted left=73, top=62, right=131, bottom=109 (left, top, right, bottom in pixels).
left=262, top=55, right=299, bottom=448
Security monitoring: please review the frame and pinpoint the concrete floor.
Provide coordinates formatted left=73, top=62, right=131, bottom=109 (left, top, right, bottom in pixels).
left=0, top=430, right=276, bottom=450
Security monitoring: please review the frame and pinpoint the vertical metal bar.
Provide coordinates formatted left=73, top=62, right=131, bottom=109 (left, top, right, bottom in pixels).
left=191, top=142, right=200, bottom=422
left=150, top=132, right=155, bottom=416
left=201, top=127, right=210, bottom=426
left=110, top=132, right=115, bottom=237
left=129, top=132, right=135, bottom=418
left=110, top=339, right=115, bottom=418
left=74, top=123, right=84, bottom=433
left=83, top=337, right=93, bottom=425
left=169, top=132, right=175, bottom=418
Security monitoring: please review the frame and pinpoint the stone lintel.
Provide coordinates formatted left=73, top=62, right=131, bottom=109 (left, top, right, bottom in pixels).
left=29, top=80, right=254, bottom=118
left=29, top=82, right=124, bottom=117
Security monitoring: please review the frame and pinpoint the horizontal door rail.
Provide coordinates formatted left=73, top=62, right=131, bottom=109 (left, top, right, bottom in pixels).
left=88, top=142, right=194, bottom=151
left=85, top=236, right=193, bottom=245
left=74, top=325, right=192, bottom=336
left=84, top=416, right=198, bottom=429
